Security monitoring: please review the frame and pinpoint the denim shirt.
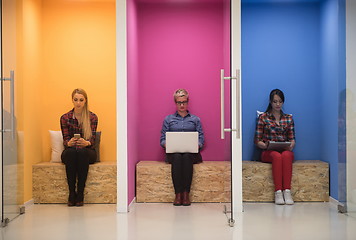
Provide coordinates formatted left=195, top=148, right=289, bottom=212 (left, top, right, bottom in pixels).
left=160, top=111, right=204, bottom=148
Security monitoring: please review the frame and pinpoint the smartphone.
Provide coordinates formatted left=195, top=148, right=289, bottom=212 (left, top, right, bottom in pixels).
left=74, top=134, right=81, bottom=139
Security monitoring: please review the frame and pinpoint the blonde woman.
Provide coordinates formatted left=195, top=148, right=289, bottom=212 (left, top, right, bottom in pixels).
left=160, top=89, right=204, bottom=206
left=60, top=88, right=98, bottom=207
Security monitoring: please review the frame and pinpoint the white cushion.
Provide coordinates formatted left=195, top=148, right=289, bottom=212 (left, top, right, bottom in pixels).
left=257, top=110, right=264, bottom=118
left=49, top=130, right=64, bottom=163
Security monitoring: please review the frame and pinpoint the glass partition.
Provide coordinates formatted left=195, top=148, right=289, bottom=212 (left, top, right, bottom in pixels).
left=1, top=0, right=24, bottom=226
left=222, top=0, right=242, bottom=226
left=345, top=0, right=356, bottom=218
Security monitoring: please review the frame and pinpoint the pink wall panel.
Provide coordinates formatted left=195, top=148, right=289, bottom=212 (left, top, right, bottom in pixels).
left=136, top=2, right=230, bottom=161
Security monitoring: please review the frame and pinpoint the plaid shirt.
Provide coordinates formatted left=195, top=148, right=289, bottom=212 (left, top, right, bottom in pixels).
left=255, top=112, right=295, bottom=144
left=60, top=109, right=98, bottom=149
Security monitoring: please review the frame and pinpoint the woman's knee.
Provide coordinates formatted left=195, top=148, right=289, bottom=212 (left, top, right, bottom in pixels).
left=77, top=148, right=97, bottom=164
left=262, top=150, right=282, bottom=163
left=76, top=148, right=89, bottom=157
left=181, top=153, right=194, bottom=164
left=281, top=151, right=294, bottom=161
left=182, top=153, right=192, bottom=160
left=170, top=153, right=182, bottom=162
left=61, top=148, right=77, bottom=163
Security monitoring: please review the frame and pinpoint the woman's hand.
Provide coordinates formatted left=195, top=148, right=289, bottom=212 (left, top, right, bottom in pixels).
left=289, top=140, right=296, bottom=151
left=76, top=138, right=91, bottom=147
left=68, top=137, right=78, bottom=147
left=257, top=141, right=268, bottom=150
left=68, top=137, right=90, bottom=147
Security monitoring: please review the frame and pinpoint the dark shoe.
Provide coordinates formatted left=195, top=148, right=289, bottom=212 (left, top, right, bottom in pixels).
left=182, top=192, right=191, bottom=206
left=68, top=191, right=77, bottom=207
left=173, top=193, right=182, bottom=206
left=76, top=201, right=84, bottom=207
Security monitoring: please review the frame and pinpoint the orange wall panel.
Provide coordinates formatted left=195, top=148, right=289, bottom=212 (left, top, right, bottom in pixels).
left=15, top=0, right=116, bottom=203
left=17, top=0, right=43, bottom=203
left=41, top=0, right=116, bottom=163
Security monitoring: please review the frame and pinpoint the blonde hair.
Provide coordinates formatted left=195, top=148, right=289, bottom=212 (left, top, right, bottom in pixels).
left=72, top=88, right=92, bottom=140
left=173, top=89, right=189, bottom=102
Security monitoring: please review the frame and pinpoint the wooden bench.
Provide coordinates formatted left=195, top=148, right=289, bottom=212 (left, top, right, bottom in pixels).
left=136, top=161, right=231, bottom=203
left=136, top=160, right=329, bottom=203
left=32, top=162, right=117, bottom=204
left=243, top=160, right=329, bottom=202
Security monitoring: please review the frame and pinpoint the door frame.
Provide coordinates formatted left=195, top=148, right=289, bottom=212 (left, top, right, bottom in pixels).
left=231, top=0, right=242, bottom=214
left=116, top=0, right=128, bottom=213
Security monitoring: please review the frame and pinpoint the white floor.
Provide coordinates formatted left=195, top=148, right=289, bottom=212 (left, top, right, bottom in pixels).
left=1, top=202, right=356, bottom=240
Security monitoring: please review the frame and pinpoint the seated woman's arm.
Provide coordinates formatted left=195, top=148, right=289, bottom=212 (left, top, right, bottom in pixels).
left=255, top=115, right=268, bottom=150
left=195, top=117, right=204, bottom=148
left=60, top=115, right=72, bottom=147
left=287, top=116, right=296, bottom=151
left=160, top=117, right=170, bottom=148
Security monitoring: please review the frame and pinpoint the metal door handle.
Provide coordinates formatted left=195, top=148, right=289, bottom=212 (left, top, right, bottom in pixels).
left=220, top=69, right=240, bottom=139
left=1, top=71, right=15, bottom=140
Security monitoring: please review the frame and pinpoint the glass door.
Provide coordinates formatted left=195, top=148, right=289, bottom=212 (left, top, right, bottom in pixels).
left=345, top=0, right=356, bottom=218
left=221, top=0, right=242, bottom=226
left=1, top=0, right=23, bottom=226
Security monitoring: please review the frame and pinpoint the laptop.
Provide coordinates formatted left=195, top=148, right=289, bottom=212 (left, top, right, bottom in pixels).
left=267, top=141, right=291, bottom=152
left=165, top=132, right=199, bottom=153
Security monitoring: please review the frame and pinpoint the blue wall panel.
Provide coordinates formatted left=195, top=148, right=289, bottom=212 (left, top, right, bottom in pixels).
left=242, top=2, right=322, bottom=161
left=320, top=0, right=346, bottom=201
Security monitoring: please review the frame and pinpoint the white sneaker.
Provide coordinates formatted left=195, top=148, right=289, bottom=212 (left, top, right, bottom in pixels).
left=275, top=190, right=285, bottom=205
left=283, top=189, right=294, bottom=205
